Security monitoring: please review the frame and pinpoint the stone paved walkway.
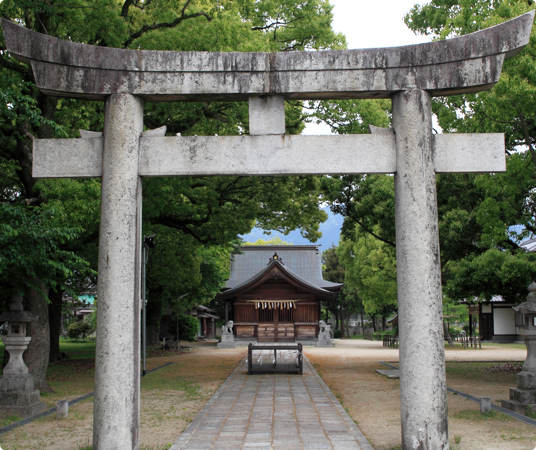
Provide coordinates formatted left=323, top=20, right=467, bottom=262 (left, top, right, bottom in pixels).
left=170, top=356, right=374, bottom=450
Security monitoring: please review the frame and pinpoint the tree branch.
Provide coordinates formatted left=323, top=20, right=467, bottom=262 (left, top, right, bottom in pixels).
left=0, top=53, right=33, bottom=80
left=512, top=102, right=536, bottom=168
left=124, top=1, right=211, bottom=47
left=347, top=216, right=396, bottom=248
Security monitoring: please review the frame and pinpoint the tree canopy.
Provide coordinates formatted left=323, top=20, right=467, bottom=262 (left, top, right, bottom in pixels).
left=0, top=0, right=346, bottom=371
left=319, top=1, right=536, bottom=311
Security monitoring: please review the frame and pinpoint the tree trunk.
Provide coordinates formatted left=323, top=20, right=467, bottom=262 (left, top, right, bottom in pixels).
left=382, top=315, right=386, bottom=331
left=468, top=314, right=473, bottom=336
left=24, top=281, right=53, bottom=393
left=48, top=288, right=63, bottom=362
left=443, top=321, right=453, bottom=347
left=146, top=323, right=160, bottom=346
left=360, top=309, right=365, bottom=336
left=340, top=307, right=345, bottom=338
left=372, top=315, right=377, bottom=332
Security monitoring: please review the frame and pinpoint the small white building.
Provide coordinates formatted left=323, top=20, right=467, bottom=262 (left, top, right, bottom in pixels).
left=478, top=297, right=521, bottom=343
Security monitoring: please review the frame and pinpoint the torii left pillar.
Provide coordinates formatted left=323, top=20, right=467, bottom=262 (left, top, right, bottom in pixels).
left=93, top=94, right=144, bottom=449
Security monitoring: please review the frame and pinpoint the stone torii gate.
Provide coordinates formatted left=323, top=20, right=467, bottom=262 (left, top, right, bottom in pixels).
left=2, top=12, right=534, bottom=449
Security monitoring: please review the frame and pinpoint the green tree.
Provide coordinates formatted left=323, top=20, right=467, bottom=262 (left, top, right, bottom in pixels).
left=67, top=320, right=92, bottom=341
left=0, top=0, right=345, bottom=382
left=403, top=0, right=536, bottom=301
left=244, top=237, right=291, bottom=245
left=322, top=245, right=364, bottom=337
left=319, top=2, right=536, bottom=315
left=168, top=313, right=199, bottom=342
left=337, top=227, right=397, bottom=327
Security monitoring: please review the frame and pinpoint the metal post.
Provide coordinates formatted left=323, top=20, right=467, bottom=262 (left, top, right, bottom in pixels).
left=142, top=244, right=147, bottom=377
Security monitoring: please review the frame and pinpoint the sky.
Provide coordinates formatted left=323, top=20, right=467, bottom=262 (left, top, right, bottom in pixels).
left=241, top=1, right=430, bottom=248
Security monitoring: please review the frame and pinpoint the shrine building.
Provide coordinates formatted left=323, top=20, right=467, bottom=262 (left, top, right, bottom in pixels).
left=218, top=245, right=342, bottom=343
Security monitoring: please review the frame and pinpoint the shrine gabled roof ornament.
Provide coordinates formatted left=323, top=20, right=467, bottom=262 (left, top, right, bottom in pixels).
left=269, top=252, right=283, bottom=264
left=1, top=12, right=534, bottom=101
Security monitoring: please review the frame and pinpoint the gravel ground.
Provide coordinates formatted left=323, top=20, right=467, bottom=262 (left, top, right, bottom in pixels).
left=0, top=339, right=534, bottom=450
left=305, top=339, right=535, bottom=450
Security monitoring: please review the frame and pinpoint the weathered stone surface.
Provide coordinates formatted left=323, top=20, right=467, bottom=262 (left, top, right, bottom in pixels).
left=0, top=396, right=46, bottom=418
left=520, top=336, right=536, bottom=372
left=393, top=89, right=448, bottom=449
left=142, top=125, right=167, bottom=137
left=375, top=369, right=400, bottom=379
left=93, top=94, right=143, bottom=450
left=140, top=135, right=397, bottom=176
left=316, top=331, right=334, bottom=347
left=1, top=336, right=31, bottom=375
left=0, top=374, right=35, bottom=393
left=518, top=371, right=536, bottom=390
left=510, top=387, right=536, bottom=404
left=480, top=397, right=491, bottom=414
left=433, top=133, right=505, bottom=173
left=2, top=12, right=533, bottom=101
left=249, top=96, right=285, bottom=135
left=32, top=133, right=505, bottom=178
left=500, top=399, right=536, bottom=415
left=80, top=130, right=102, bottom=138
left=217, top=334, right=236, bottom=349
left=0, top=310, right=32, bottom=322
left=57, top=399, right=69, bottom=419
left=33, top=137, right=102, bottom=178
left=0, top=390, right=42, bottom=406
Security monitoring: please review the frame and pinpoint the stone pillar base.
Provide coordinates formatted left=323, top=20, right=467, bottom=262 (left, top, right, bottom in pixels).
left=217, top=334, right=236, bottom=349
left=0, top=374, right=47, bottom=418
left=500, top=376, right=536, bottom=415
left=501, top=399, right=536, bottom=415
left=0, top=400, right=47, bottom=418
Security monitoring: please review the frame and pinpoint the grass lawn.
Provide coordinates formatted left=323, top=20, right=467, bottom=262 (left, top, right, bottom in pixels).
left=0, top=342, right=246, bottom=450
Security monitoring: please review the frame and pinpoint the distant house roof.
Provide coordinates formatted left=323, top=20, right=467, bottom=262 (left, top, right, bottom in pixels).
left=221, top=245, right=342, bottom=298
left=521, top=237, right=536, bottom=253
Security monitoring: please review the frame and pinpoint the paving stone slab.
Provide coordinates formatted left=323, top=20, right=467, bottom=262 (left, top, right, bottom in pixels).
left=170, top=357, right=374, bottom=450
left=375, top=369, right=400, bottom=379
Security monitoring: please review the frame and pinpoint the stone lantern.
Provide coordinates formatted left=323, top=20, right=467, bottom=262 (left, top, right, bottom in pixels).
left=501, top=282, right=536, bottom=415
left=0, top=294, right=46, bottom=418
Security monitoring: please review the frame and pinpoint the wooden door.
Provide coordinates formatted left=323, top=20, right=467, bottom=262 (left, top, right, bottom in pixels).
left=258, top=307, right=275, bottom=341
left=479, top=313, right=493, bottom=341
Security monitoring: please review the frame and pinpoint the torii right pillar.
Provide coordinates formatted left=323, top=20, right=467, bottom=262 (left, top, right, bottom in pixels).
left=393, top=89, right=447, bottom=449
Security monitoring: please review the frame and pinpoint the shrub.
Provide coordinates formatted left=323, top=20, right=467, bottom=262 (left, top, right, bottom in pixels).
left=67, top=320, right=92, bottom=341
left=168, top=313, right=199, bottom=342
left=333, top=329, right=342, bottom=339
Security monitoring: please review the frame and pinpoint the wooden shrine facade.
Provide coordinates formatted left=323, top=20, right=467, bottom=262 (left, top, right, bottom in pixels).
left=218, top=246, right=342, bottom=342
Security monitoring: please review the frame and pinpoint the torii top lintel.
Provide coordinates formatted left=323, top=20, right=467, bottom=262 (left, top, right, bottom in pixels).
left=1, top=12, right=534, bottom=102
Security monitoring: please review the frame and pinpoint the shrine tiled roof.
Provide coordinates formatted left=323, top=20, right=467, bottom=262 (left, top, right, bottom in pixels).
left=225, top=245, right=342, bottom=291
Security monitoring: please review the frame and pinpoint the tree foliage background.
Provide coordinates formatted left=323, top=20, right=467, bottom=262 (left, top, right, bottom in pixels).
left=321, top=1, right=536, bottom=320
left=0, top=0, right=345, bottom=387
